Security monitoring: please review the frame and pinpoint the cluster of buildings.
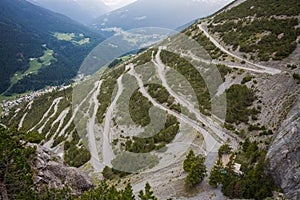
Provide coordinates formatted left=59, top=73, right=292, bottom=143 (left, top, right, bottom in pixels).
left=1, top=85, right=71, bottom=116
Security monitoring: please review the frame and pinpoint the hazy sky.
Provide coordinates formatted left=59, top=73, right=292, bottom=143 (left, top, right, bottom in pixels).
left=101, top=0, right=137, bottom=9
left=101, top=0, right=232, bottom=10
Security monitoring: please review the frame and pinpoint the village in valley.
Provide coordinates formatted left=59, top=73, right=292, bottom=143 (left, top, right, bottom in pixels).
left=1, top=85, right=71, bottom=116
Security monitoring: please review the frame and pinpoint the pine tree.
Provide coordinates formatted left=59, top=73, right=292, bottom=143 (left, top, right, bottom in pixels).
left=122, top=183, right=135, bottom=200
left=183, top=149, right=196, bottom=172
left=185, top=163, right=200, bottom=188
left=209, top=159, right=224, bottom=187
left=183, top=150, right=207, bottom=189
left=138, top=182, right=157, bottom=200
left=218, top=143, right=232, bottom=157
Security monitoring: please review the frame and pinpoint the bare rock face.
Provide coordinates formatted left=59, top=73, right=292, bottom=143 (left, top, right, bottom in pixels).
left=30, top=144, right=93, bottom=195
left=267, top=98, right=300, bottom=200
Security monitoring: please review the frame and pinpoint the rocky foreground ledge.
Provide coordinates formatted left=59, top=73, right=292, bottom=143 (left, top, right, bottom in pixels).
left=29, top=144, right=94, bottom=196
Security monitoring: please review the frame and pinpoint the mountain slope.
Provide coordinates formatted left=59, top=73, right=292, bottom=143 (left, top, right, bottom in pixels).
left=26, top=0, right=110, bottom=25
left=1, top=0, right=300, bottom=199
left=0, top=0, right=103, bottom=95
left=208, top=0, right=300, bottom=61
left=92, top=0, right=233, bottom=33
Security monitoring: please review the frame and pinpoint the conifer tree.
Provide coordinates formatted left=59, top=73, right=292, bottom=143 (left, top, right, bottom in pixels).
left=138, top=182, right=157, bottom=200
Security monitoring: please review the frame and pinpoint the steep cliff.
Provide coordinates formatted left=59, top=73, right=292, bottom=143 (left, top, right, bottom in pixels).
left=267, top=98, right=300, bottom=199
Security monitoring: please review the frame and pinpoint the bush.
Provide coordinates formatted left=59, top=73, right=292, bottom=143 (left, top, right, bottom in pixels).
left=241, top=74, right=253, bottom=84
left=259, top=130, right=273, bottom=136
left=129, top=90, right=152, bottom=127
left=79, top=181, right=136, bottom=200
left=248, top=124, right=266, bottom=131
left=293, top=73, right=300, bottom=83
left=217, top=64, right=233, bottom=81
left=146, top=83, right=181, bottom=112
left=132, top=49, right=156, bottom=65
left=102, top=166, right=129, bottom=180
left=213, top=0, right=300, bottom=22
left=287, top=64, right=297, bottom=69
left=225, top=84, right=257, bottom=124
left=18, top=131, right=44, bottom=143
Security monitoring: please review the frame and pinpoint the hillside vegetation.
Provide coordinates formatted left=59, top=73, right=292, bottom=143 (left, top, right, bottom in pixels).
left=209, top=141, right=276, bottom=200
left=214, top=0, right=300, bottom=22
left=209, top=0, right=300, bottom=61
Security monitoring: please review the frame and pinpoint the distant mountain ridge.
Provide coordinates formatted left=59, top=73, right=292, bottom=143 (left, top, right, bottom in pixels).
left=92, top=0, right=233, bottom=34
left=26, top=0, right=110, bottom=25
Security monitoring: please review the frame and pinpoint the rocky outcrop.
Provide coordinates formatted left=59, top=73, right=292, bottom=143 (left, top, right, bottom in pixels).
left=267, top=98, right=300, bottom=200
left=29, top=144, right=93, bottom=196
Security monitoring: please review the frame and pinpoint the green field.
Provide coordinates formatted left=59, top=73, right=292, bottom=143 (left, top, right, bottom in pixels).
left=53, top=32, right=75, bottom=40
left=53, top=32, right=90, bottom=45
left=3, top=48, right=56, bottom=96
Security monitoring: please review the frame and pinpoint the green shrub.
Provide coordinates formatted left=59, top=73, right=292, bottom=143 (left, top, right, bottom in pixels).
left=217, top=64, right=233, bottom=81
left=132, top=49, right=157, bottom=65
left=102, top=166, right=129, bottom=180
left=241, top=74, right=253, bottom=84
left=0, top=128, right=37, bottom=199
left=248, top=124, right=266, bottom=132
left=225, top=84, right=257, bottom=124
left=146, top=83, right=181, bottom=112
left=129, top=90, right=152, bottom=127
left=287, top=64, right=297, bottom=69
left=79, top=181, right=137, bottom=200
left=218, top=143, right=232, bottom=157
left=293, top=73, right=300, bottom=83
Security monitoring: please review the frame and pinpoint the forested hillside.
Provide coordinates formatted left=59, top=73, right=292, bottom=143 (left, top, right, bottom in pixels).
left=0, top=0, right=103, bottom=95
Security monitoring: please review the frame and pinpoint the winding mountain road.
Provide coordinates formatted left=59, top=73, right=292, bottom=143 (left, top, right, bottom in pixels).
left=101, top=75, right=124, bottom=167
left=33, top=97, right=63, bottom=133
left=128, top=64, right=221, bottom=154
left=198, top=23, right=282, bottom=75
left=87, top=80, right=104, bottom=172
left=180, top=51, right=279, bottom=74
left=18, top=101, right=33, bottom=130
left=153, top=47, right=240, bottom=149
